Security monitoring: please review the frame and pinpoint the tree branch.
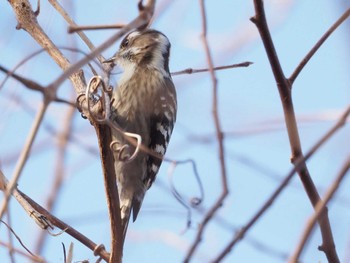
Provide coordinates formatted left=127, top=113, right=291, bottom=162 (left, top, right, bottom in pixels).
left=289, top=157, right=350, bottom=262
left=171, top=62, right=253, bottom=76
left=250, top=1, right=339, bottom=261
left=289, top=8, right=350, bottom=84
left=0, top=101, right=48, bottom=220
left=0, top=170, right=110, bottom=261
left=7, top=0, right=155, bottom=262
left=213, top=105, right=350, bottom=262
left=184, top=0, right=229, bottom=261
left=34, top=104, right=76, bottom=254
left=47, top=0, right=101, bottom=62
left=95, top=125, right=123, bottom=263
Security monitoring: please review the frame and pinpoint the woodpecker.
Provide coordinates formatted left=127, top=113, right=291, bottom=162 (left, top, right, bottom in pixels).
left=105, top=29, right=177, bottom=238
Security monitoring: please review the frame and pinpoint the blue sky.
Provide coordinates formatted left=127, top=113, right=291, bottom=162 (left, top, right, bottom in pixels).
left=0, top=1, right=350, bottom=262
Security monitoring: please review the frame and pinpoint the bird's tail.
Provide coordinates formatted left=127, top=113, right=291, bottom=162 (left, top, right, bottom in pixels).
left=120, top=194, right=145, bottom=242
left=120, top=204, right=131, bottom=243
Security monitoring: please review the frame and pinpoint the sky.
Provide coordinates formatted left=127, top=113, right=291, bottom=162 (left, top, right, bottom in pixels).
left=0, top=0, right=350, bottom=263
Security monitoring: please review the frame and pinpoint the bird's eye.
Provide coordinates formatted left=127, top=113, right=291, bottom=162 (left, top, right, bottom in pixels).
left=120, top=38, right=129, bottom=48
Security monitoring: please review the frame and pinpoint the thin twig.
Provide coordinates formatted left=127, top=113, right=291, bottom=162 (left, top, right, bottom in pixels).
left=0, top=64, right=74, bottom=106
left=167, top=159, right=204, bottom=232
left=0, top=101, right=48, bottom=220
left=289, top=156, right=350, bottom=262
left=50, top=0, right=155, bottom=95
left=5, top=210, right=15, bottom=262
left=68, top=24, right=125, bottom=33
left=34, top=104, right=76, bottom=254
left=67, top=243, right=74, bottom=263
left=169, top=159, right=204, bottom=207
left=47, top=0, right=103, bottom=63
left=0, top=48, right=45, bottom=91
left=171, top=62, right=253, bottom=76
left=0, top=170, right=52, bottom=230
left=0, top=240, right=44, bottom=262
left=8, top=0, right=82, bottom=93
left=62, top=243, right=67, bottom=263
left=289, top=7, right=350, bottom=84
left=192, top=205, right=289, bottom=261
left=0, top=64, right=44, bottom=92
left=162, top=170, right=288, bottom=260
left=17, top=189, right=110, bottom=261
left=250, top=1, right=339, bottom=261
left=184, top=0, right=228, bottom=261
left=0, top=46, right=98, bottom=100
left=0, top=219, right=42, bottom=260
left=212, top=105, right=350, bottom=262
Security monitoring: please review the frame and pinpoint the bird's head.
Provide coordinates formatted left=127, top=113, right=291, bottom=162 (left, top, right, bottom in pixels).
left=105, top=29, right=171, bottom=75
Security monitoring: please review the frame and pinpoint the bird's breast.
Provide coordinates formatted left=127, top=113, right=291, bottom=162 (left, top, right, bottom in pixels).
left=113, top=69, right=168, bottom=120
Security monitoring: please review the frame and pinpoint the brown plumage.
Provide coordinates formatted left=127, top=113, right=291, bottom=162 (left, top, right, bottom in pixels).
left=106, top=29, right=177, bottom=239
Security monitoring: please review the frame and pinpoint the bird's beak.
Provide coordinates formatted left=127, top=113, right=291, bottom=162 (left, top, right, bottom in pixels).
left=103, top=56, right=117, bottom=64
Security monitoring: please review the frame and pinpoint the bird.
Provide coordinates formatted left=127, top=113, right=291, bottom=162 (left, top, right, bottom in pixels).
left=104, top=29, right=177, bottom=239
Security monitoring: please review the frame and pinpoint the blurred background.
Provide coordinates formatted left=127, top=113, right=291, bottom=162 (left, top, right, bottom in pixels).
left=0, top=0, right=349, bottom=262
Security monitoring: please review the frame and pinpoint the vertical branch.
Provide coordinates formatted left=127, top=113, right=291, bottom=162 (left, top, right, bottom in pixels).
left=0, top=101, right=48, bottom=220
left=95, top=125, right=123, bottom=263
left=5, top=210, right=15, bottom=262
left=96, top=2, right=156, bottom=261
left=34, top=106, right=76, bottom=254
left=34, top=0, right=82, bottom=254
left=250, top=0, right=339, bottom=262
left=184, top=0, right=228, bottom=261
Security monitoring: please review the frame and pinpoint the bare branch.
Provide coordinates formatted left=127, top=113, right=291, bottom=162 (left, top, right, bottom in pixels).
left=47, top=0, right=101, bottom=61
left=68, top=24, right=125, bottom=33
left=0, top=102, right=48, bottom=220
left=8, top=0, right=84, bottom=92
left=250, top=0, right=339, bottom=261
left=289, top=157, right=350, bottom=262
left=0, top=64, right=75, bottom=106
left=34, top=105, right=76, bottom=254
left=289, top=8, right=350, bottom=84
left=171, top=62, right=253, bottom=76
left=213, top=105, right=350, bottom=262
left=0, top=240, right=44, bottom=262
left=50, top=0, right=155, bottom=94
left=4, top=1, right=346, bottom=262
left=7, top=0, right=85, bottom=117
left=184, top=0, right=228, bottom=261
left=0, top=64, right=45, bottom=92
left=0, top=219, right=42, bottom=261
left=5, top=209, right=15, bottom=262
left=7, top=1, right=155, bottom=261
left=18, top=188, right=110, bottom=261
